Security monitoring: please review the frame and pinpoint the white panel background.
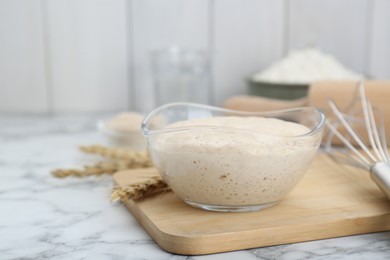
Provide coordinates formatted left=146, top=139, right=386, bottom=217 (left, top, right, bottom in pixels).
left=44, top=0, right=129, bottom=112
left=0, top=0, right=389, bottom=113
left=287, top=0, right=369, bottom=74
left=369, top=0, right=390, bottom=79
left=0, top=0, right=48, bottom=113
left=132, top=0, right=210, bottom=112
left=213, top=0, right=285, bottom=105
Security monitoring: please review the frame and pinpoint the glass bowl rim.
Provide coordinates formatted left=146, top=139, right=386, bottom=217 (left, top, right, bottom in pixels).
left=141, top=102, right=325, bottom=139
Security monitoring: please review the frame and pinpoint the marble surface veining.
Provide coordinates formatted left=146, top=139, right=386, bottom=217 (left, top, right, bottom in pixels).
left=0, top=114, right=389, bottom=260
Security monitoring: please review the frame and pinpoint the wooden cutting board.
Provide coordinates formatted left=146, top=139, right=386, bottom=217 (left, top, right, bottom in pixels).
left=113, top=154, right=390, bottom=255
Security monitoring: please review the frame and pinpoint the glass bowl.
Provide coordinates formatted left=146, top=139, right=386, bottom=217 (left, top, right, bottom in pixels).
left=98, top=120, right=145, bottom=150
left=142, top=103, right=325, bottom=212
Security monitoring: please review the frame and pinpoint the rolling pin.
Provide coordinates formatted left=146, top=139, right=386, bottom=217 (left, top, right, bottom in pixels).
left=223, top=95, right=308, bottom=112
left=308, top=80, right=390, bottom=113
left=223, top=81, right=390, bottom=145
left=308, top=80, right=390, bottom=143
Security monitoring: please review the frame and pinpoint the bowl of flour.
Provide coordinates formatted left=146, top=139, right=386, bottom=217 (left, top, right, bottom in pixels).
left=249, top=48, right=363, bottom=100
left=142, top=103, right=325, bottom=212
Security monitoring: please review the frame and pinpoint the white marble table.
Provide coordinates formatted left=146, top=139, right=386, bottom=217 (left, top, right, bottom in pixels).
left=1, top=114, right=389, bottom=260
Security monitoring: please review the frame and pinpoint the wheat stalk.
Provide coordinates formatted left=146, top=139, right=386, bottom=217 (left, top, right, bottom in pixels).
left=52, top=160, right=130, bottom=178
left=79, top=144, right=152, bottom=167
left=52, top=145, right=153, bottom=178
left=111, top=177, right=170, bottom=202
left=52, top=144, right=169, bottom=201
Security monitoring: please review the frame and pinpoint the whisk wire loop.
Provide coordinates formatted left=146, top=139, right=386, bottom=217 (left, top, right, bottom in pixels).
left=325, top=120, right=371, bottom=167
left=367, top=101, right=388, bottom=162
left=359, top=84, right=387, bottom=162
left=326, top=82, right=390, bottom=201
left=328, top=98, right=377, bottom=165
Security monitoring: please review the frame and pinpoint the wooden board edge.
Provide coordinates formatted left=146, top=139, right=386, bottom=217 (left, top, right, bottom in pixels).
left=121, top=198, right=390, bottom=255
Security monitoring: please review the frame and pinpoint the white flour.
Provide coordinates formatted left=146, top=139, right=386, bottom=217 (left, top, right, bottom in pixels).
left=149, top=116, right=320, bottom=206
left=252, top=48, right=363, bottom=84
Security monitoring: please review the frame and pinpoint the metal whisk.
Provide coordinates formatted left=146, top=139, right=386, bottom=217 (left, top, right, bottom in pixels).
left=324, top=82, right=390, bottom=201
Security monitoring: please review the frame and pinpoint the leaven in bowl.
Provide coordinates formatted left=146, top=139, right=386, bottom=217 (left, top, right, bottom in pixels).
left=141, top=103, right=325, bottom=212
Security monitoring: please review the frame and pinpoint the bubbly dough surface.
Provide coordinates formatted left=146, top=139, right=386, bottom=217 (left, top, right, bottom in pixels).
left=149, top=116, right=319, bottom=206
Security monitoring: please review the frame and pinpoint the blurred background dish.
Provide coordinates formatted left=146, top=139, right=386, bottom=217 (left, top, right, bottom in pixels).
left=97, top=112, right=146, bottom=151
left=248, top=80, right=309, bottom=100
left=248, top=48, right=363, bottom=100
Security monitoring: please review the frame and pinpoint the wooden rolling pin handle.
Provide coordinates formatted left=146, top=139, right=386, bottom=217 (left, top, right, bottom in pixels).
left=223, top=95, right=308, bottom=112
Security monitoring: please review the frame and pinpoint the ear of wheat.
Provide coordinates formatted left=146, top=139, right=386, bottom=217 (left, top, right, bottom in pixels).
left=52, top=144, right=169, bottom=201
left=51, top=145, right=152, bottom=178
left=111, top=177, right=170, bottom=202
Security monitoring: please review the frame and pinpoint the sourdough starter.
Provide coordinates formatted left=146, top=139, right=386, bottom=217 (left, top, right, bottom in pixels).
left=149, top=116, right=319, bottom=206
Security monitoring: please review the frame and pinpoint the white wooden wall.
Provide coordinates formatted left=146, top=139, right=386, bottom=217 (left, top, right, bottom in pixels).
left=0, top=0, right=389, bottom=113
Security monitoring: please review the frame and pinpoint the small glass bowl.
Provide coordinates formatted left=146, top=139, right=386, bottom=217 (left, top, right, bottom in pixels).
left=97, top=119, right=146, bottom=151
left=142, top=103, right=325, bottom=212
